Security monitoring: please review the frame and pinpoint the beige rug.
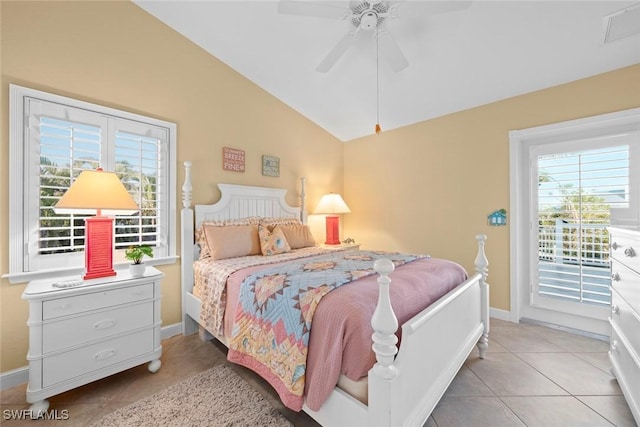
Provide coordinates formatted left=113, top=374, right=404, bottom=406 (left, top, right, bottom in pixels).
left=91, top=365, right=293, bottom=427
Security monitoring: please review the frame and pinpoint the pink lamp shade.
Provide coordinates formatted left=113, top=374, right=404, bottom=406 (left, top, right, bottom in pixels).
left=314, top=193, right=351, bottom=245
left=54, top=168, right=138, bottom=280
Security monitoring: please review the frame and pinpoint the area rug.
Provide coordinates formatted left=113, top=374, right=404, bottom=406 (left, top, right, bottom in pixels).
left=90, top=365, right=293, bottom=427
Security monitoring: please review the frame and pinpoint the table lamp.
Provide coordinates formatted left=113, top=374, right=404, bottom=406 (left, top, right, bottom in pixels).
left=54, top=168, right=139, bottom=280
left=314, top=193, right=351, bottom=245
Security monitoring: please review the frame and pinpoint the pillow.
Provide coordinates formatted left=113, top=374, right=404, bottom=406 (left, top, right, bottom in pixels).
left=202, top=224, right=261, bottom=260
left=274, top=224, right=316, bottom=249
left=196, top=217, right=258, bottom=259
left=258, top=223, right=291, bottom=256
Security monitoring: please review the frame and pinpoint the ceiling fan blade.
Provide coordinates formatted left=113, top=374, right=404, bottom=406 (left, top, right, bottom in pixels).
left=316, top=31, right=358, bottom=72
left=377, top=30, right=408, bottom=72
left=278, top=1, right=347, bottom=19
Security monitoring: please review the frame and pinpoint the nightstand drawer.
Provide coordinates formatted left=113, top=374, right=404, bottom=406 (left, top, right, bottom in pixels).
left=611, top=260, right=640, bottom=311
left=611, top=289, right=640, bottom=358
left=42, top=329, right=154, bottom=388
left=42, top=302, right=154, bottom=354
left=43, top=283, right=153, bottom=320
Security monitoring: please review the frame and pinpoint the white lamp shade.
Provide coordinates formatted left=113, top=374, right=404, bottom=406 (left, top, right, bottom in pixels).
left=54, top=168, right=139, bottom=215
left=314, top=193, right=351, bottom=215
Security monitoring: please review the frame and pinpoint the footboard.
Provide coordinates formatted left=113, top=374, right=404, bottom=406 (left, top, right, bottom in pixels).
left=368, top=234, right=489, bottom=427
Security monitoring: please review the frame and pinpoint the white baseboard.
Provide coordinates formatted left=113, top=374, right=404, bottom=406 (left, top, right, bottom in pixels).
left=490, top=307, right=511, bottom=322
left=0, top=323, right=183, bottom=391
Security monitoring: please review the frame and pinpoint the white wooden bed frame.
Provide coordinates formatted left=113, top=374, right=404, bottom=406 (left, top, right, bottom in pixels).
left=179, top=161, right=489, bottom=427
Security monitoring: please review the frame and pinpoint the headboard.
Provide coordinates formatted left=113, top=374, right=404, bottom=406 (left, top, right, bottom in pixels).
left=195, top=183, right=304, bottom=228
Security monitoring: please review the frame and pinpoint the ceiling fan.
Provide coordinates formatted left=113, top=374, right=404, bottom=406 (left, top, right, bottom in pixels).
left=278, top=0, right=471, bottom=73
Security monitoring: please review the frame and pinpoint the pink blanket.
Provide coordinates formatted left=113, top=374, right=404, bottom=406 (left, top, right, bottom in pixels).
left=222, top=255, right=467, bottom=411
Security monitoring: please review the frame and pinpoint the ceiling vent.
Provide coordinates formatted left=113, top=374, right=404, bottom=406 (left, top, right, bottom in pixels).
left=603, top=3, right=640, bottom=43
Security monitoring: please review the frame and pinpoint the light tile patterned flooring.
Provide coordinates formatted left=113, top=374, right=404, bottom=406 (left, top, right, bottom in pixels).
left=1, top=318, right=637, bottom=426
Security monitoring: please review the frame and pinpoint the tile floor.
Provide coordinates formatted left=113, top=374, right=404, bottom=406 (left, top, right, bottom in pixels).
left=1, top=318, right=637, bottom=426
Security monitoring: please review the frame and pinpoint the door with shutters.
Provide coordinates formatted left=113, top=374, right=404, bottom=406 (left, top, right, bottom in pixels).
left=510, top=109, right=640, bottom=336
left=531, top=139, right=632, bottom=328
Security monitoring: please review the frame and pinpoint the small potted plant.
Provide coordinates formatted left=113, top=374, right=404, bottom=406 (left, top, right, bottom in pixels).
left=125, top=244, right=153, bottom=277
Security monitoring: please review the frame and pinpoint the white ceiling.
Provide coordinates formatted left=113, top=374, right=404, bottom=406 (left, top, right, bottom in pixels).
left=134, top=1, right=640, bottom=141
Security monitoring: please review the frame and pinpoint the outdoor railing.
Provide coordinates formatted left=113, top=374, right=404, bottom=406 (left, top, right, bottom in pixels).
left=538, top=221, right=609, bottom=267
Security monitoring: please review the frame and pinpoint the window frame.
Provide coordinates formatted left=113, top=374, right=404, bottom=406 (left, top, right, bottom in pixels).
left=7, top=84, right=177, bottom=284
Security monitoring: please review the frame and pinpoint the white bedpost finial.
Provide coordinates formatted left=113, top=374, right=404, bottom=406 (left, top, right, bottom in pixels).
left=474, top=234, right=490, bottom=359
left=474, top=234, right=488, bottom=283
left=182, top=161, right=193, bottom=209
left=371, top=258, right=399, bottom=380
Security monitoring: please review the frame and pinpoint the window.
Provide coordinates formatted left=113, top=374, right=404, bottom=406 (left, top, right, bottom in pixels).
left=8, top=84, right=177, bottom=283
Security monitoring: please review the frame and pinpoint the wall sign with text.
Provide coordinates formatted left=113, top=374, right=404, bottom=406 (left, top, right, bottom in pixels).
left=223, top=147, right=245, bottom=172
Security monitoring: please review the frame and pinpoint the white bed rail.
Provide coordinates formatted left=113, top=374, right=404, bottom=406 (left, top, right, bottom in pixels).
left=367, top=234, right=489, bottom=427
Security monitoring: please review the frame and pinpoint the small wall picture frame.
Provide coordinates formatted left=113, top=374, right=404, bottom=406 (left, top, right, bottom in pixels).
left=222, top=147, right=245, bottom=173
left=262, top=155, right=280, bottom=177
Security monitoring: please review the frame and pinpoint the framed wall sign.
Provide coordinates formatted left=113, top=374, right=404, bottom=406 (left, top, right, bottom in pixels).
left=223, top=147, right=245, bottom=172
left=262, top=155, right=280, bottom=177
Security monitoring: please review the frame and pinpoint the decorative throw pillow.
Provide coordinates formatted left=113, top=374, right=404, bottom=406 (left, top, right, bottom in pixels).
left=275, top=224, right=316, bottom=249
left=258, top=223, right=291, bottom=256
left=202, top=224, right=261, bottom=260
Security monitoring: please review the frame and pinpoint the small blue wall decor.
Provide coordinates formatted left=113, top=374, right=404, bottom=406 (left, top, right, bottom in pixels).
left=488, top=209, right=507, bottom=226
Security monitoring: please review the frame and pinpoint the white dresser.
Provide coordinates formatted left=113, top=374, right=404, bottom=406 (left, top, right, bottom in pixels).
left=608, top=227, right=640, bottom=425
left=22, top=267, right=163, bottom=413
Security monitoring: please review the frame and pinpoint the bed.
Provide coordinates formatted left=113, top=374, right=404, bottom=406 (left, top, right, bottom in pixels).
left=179, top=161, right=489, bottom=427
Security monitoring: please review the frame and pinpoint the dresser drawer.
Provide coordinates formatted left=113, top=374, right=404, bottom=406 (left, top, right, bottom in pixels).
left=42, top=302, right=154, bottom=354
left=611, top=290, right=640, bottom=360
left=610, top=232, right=640, bottom=274
left=42, top=329, right=154, bottom=388
left=42, top=283, right=153, bottom=320
left=610, top=260, right=640, bottom=311
left=610, top=328, right=640, bottom=418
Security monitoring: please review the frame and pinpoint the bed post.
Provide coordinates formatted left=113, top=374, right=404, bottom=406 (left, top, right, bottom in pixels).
left=300, top=177, right=307, bottom=225
left=181, top=161, right=197, bottom=336
left=368, top=259, right=400, bottom=427
left=475, top=234, right=489, bottom=358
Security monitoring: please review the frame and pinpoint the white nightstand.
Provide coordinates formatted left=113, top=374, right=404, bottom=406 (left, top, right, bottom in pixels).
left=22, top=267, right=163, bottom=414
left=321, top=242, right=361, bottom=250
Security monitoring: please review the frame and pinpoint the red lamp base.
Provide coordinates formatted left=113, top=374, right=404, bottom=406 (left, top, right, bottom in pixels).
left=84, top=216, right=116, bottom=280
left=324, top=215, right=341, bottom=245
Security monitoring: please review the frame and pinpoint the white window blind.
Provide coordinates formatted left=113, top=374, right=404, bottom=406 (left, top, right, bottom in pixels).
left=536, top=143, right=630, bottom=306
left=9, top=84, right=177, bottom=282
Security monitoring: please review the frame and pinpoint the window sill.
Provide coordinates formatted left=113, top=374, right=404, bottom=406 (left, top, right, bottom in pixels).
left=3, top=256, right=179, bottom=285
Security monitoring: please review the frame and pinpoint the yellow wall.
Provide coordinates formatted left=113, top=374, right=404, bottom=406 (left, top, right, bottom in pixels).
left=344, top=64, right=640, bottom=312
left=0, top=1, right=343, bottom=372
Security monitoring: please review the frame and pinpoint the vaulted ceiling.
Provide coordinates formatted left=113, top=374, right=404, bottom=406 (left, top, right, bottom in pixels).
left=134, top=1, right=640, bottom=141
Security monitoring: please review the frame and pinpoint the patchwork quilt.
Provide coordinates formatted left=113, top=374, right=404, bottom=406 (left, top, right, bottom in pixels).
left=226, top=250, right=425, bottom=410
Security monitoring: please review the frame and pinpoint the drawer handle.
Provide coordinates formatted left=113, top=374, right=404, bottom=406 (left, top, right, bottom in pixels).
left=624, top=247, right=636, bottom=257
left=611, top=305, right=619, bottom=315
left=94, top=348, right=117, bottom=361
left=55, top=303, right=72, bottom=311
left=611, top=273, right=621, bottom=282
left=94, top=319, right=117, bottom=330
left=610, top=340, right=618, bottom=352
left=611, top=242, right=619, bottom=250
left=132, top=290, right=145, bottom=296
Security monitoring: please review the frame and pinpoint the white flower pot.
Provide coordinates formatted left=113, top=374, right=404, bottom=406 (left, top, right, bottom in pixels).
left=129, top=263, right=146, bottom=277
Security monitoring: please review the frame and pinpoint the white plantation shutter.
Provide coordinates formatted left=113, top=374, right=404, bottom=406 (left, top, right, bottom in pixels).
left=535, top=138, right=634, bottom=307
left=9, top=85, right=176, bottom=280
